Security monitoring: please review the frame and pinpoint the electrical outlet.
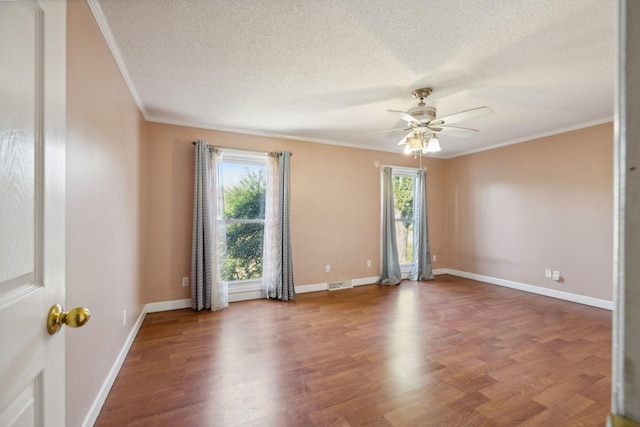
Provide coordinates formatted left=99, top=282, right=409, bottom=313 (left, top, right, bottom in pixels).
left=182, top=277, right=189, bottom=287
left=545, top=269, right=552, bottom=278
left=552, top=270, right=561, bottom=281
left=325, top=264, right=331, bottom=273
left=432, top=255, right=437, bottom=262
left=123, top=310, right=126, bottom=326
left=367, top=259, right=371, bottom=267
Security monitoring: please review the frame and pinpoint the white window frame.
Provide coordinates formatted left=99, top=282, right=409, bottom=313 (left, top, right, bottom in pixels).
left=383, top=165, right=421, bottom=277
left=218, top=149, right=268, bottom=297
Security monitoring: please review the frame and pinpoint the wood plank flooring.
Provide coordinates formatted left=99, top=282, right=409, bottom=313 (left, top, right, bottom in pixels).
left=94, top=275, right=612, bottom=426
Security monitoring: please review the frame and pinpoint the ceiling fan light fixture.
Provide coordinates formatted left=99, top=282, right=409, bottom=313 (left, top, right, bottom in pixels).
left=383, top=87, right=493, bottom=155
left=408, top=133, right=422, bottom=152
left=425, top=135, right=441, bottom=153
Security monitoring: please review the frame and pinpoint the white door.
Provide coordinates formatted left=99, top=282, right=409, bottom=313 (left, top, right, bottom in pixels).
left=0, top=1, right=68, bottom=426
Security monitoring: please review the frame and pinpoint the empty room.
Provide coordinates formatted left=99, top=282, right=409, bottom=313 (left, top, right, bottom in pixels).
left=3, top=0, right=640, bottom=426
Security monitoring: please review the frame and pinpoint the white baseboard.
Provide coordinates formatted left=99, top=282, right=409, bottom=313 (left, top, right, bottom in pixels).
left=296, top=282, right=329, bottom=293
left=296, top=276, right=379, bottom=293
left=82, top=308, right=146, bottom=427
left=82, top=268, right=612, bottom=425
left=145, top=298, right=191, bottom=313
left=439, top=268, right=614, bottom=310
left=83, top=298, right=195, bottom=426
left=353, top=276, right=379, bottom=286
left=78, top=273, right=375, bottom=427
left=81, top=275, right=375, bottom=425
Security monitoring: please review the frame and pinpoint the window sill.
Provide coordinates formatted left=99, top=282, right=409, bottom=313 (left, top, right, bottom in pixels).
left=228, top=280, right=263, bottom=302
left=400, top=263, right=414, bottom=279
left=228, top=280, right=262, bottom=294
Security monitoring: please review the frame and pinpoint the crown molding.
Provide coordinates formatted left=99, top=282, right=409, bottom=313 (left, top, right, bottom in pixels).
left=443, top=116, right=614, bottom=159
left=146, top=116, right=400, bottom=154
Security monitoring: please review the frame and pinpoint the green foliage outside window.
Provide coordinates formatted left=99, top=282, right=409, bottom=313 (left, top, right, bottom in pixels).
left=224, top=169, right=266, bottom=220
left=393, top=176, right=414, bottom=223
left=222, top=168, right=266, bottom=281
left=393, top=175, right=415, bottom=263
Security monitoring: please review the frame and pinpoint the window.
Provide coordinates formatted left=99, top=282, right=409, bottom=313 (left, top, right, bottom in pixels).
left=218, top=151, right=267, bottom=282
left=392, top=168, right=417, bottom=265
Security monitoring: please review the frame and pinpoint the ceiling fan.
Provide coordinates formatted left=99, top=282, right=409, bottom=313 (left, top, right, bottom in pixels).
left=370, top=88, right=493, bottom=154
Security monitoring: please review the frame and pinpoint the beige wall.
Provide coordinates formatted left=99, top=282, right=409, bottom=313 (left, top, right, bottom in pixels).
left=445, top=123, right=613, bottom=300
left=63, top=3, right=613, bottom=424
left=66, top=1, right=146, bottom=426
left=144, top=123, right=614, bottom=305
left=144, top=122, right=447, bottom=302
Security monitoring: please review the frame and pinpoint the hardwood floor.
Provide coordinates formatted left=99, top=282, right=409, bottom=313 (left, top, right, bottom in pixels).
left=94, top=275, right=612, bottom=426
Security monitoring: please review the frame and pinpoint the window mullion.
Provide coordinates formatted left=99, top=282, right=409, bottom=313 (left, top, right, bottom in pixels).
left=224, top=219, right=265, bottom=224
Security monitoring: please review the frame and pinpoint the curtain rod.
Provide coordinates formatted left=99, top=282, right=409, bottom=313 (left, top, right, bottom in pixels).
left=191, top=141, right=292, bottom=156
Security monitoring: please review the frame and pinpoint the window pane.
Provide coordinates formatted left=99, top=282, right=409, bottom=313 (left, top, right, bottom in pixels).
left=222, top=223, right=264, bottom=281
left=396, top=220, right=414, bottom=264
left=392, top=176, right=414, bottom=219
left=392, top=174, right=415, bottom=264
left=219, top=156, right=268, bottom=282
left=220, top=162, right=266, bottom=220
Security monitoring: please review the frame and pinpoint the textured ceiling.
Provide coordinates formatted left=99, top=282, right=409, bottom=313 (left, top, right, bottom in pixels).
left=93, top=0, right=614, bottom=158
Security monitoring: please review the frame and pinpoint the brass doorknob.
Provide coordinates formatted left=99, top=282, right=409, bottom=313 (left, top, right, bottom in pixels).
left=47, top=304, right=91, bottom=335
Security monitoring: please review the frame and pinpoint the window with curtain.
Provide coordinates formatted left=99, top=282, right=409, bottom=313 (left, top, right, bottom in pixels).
left=380, top=165, right=433, bottom=282
left=218, top=150, right=268, bottom=284
left=392, top=169, right=417, bottom=265
left=192, top=143, right=294, bottom=307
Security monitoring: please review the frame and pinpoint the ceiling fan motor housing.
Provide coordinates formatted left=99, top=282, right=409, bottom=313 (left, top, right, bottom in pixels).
left=408, top=106, right=437, bottom=123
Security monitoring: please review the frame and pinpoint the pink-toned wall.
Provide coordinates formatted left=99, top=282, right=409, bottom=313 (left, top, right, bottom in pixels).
left=445, top=123, right=613, bottom=300
left=63, top=3, right=613, bottom=424
left=66, top=1, right=146, bottom=426
left=144, top=122, right=447, bottom=302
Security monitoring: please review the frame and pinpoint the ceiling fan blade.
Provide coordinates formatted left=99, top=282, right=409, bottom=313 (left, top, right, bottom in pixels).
left=430, top=106, right=493, bottom=126
left=387, top=110, right=421, bottom=124
left=429, top=125, right=478, bottom=138
left=360, top=127, right=411, bottom=135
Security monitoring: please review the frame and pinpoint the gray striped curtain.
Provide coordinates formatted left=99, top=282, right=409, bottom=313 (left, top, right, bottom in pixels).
left=191, top=141, right=228, bottom=311
left=409, top=169, right=434, bottom=281
left=262, top=151, right=295, bottom=300
left=378, top=167, right=402, bottom=285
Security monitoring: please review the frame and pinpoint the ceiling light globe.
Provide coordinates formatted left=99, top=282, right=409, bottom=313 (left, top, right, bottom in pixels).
left=426, top=135, right=442, bottom=153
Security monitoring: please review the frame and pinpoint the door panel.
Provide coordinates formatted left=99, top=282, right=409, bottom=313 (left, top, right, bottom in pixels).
left=0, top=1, right=66, bottom=426
left=0, top=376, right=42, bottom=426
left=0, top=0, right=39, bottom=299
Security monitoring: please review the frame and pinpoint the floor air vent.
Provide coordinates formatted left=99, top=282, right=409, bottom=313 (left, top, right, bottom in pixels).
left=328, top=280, right=353, bottom=291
